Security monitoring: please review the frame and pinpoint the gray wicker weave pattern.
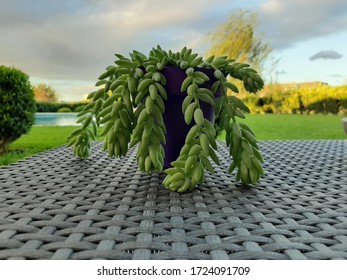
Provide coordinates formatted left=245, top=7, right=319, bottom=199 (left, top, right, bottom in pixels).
left=0, top=140, right=346, bottom=260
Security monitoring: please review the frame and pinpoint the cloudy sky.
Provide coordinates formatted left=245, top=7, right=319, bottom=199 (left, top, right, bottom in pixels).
left=1, top=0, right=347, bottom=101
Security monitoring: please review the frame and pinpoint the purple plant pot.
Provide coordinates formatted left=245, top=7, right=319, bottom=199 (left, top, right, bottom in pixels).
left=161, top=66, right=220, bottom=168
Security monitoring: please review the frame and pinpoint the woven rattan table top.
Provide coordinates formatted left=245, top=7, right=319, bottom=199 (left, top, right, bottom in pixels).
left=0, top=140, right=346, bottom=260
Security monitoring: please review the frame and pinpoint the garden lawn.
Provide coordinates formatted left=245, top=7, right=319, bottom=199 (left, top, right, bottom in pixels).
left=0, top=114, right=346, bottom=166
left=0, top=126, right=77, bottom=166
left=218, top=114, right=347, bottom=140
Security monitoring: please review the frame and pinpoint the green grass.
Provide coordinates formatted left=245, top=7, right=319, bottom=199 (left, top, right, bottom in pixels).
left=0, top=126, right=77, bottom=166
left=218, top=114, right=347, bottom=140
left=1, top=114, right=346, bottom=166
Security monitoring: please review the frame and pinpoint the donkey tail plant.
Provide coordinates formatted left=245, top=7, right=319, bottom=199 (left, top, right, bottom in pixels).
left=67, top=45, right=265, bottom=192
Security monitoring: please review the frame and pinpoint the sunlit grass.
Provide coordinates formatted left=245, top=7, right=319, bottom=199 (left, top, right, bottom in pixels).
left=1, top=114, right=346, bottom=166
left=218, top=114, right=346, bottom=140
left=0, top=126, right=77, bottom=165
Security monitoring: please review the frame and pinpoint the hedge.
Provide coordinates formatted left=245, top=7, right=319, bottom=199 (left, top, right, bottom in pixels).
left=242, top=85, right=347, bottom=115
left=36, top=85, right=347, bottom=115
left=36, top=102, right=88, bottom=112
left=57, top=107, right=72, bottom=113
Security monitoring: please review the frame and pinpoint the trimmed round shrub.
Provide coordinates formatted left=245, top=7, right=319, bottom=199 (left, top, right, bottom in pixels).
left=74, top=105, right=84, bottom=112
left=0, top=65, right=36, bottom=155
left=57, top=107, right=72, bottom=113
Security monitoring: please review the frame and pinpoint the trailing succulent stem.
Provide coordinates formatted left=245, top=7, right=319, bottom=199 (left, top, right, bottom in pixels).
left=67, top=45, right=265, bottom=192
left=163, top=67, right=219, bottom=192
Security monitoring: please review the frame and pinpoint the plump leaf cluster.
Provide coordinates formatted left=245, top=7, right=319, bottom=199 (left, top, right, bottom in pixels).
left=68, top=46, right=264, bottom=192
left=0, top=65, right=36, bottom=154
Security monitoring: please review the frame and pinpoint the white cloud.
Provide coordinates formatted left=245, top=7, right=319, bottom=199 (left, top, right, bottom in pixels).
left=2, top=0, right=347, bottom=100
left=0, top=0, right=228, bottom=82
left=258, top=0, right=347, bottom=49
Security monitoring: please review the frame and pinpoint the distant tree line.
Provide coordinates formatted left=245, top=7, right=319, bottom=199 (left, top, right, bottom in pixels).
left=33, top=83, right=87, bottom=112
left=36, top=102, right=87, bottom=113
left=242, top=85, right=347, bottom=115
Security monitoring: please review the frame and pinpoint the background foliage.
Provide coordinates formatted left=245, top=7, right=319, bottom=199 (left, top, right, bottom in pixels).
left=242, top=84, right=347, bottom=115
left=0, top=65, right=36, bottom=155
left=36, top=101, right=87, bottom=112
left=33, top=83, right=59, bottom=102
left=205, top=9, right=277, bottom=94
left=205, top=10, right=273, bottom=73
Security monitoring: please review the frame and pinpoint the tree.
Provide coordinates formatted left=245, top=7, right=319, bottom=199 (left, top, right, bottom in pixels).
left=205, top=9, right=276, bottom=91
left=33, top=83, right=59, bottom=102
left=0, top=65, right=36, bottom=155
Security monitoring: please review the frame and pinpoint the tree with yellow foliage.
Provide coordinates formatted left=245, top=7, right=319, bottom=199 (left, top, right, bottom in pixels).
left=33, top=83, right=59, bottom=102
left=206, top=9, right=275, bottom=93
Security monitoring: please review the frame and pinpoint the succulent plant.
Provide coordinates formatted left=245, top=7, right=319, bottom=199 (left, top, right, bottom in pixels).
left=67, top=45, right=265, bottom=192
